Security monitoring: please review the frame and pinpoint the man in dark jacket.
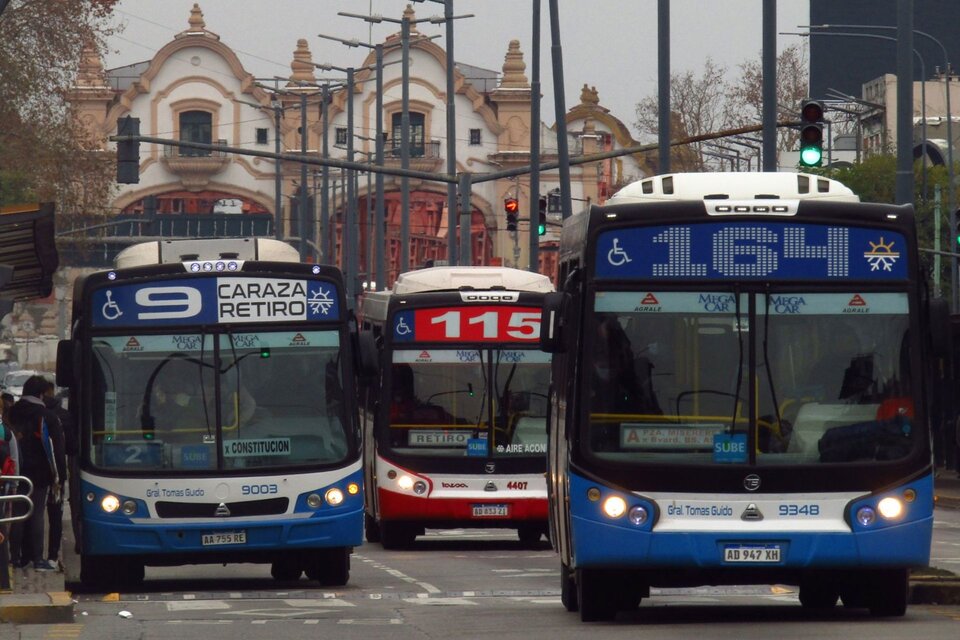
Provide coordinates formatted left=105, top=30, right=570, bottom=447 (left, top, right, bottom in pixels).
left=9, top=375, right=64, bottom=571
left=42, top=379, right=72, bottom=568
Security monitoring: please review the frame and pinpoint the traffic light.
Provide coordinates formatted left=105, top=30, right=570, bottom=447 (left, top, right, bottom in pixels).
left=504, top=196, right=519, bottom=232
left=116, top=116, right=141, bottom=184
left=798, top=100, right=824, bottom=167
left=537, top=196, right=547, bottom=236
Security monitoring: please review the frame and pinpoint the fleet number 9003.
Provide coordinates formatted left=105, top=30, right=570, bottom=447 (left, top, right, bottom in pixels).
left=242, top=484, right=279, bottom=495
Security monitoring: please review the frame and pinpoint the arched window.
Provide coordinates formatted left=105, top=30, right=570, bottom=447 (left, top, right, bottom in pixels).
left=180, top=111, right=212, bottom=157
left=391, top=112, right=425, bottom=157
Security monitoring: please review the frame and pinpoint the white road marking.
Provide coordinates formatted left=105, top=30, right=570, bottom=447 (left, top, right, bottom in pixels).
left=166, top=601, right=231, bottom=611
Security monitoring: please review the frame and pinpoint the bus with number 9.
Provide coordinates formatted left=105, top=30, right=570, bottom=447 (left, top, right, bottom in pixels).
left=541, top=172, right=950, bottom=621
left=359, top=267, right=554, bottom=548
left=56, top=238, right=363, bottom=590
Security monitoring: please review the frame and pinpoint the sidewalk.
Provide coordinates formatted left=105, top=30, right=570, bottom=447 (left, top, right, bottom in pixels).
left=3, top=474, right=960, bottom=623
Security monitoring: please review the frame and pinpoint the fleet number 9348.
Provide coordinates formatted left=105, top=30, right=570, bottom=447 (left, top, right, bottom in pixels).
left=778, top=504, right=820, bottom=516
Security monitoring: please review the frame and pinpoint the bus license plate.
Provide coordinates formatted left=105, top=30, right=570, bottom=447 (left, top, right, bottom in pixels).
left=202, top=531, right=247, bottom=546
left=723, top=544, right=780, bottom=563
left=472, top=504, right=509, bottom=518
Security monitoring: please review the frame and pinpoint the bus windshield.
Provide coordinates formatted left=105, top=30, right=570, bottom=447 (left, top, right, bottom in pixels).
left=586, top=290, right=915, bottom=466
left=88, top=329, right=350, bottom=472
left=386, top=348, right=551, bottom=458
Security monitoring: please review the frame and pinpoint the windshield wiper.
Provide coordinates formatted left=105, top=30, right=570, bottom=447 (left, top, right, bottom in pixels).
left=762, top=288, right=786, bottom=450
left=730, top=287, right=744, bottom=434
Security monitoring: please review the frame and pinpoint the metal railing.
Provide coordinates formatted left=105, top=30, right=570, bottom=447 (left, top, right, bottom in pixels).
left=163, top=139, right=229, bottom=158
left=0, top=475, right=34, bottom=524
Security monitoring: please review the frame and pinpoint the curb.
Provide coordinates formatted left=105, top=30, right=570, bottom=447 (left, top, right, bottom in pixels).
left=910, top=576, right=960, bottom=605
left=0, top=591, right=74, bottom=624
left=934, top=494, right=960, bottom=510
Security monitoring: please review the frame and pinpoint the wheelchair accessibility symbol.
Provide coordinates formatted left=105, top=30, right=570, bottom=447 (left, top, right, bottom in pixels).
left=395, top=316, right=412, bottom=336
left=607, top=237, right=633, bottom=267
left=101, top=290, right=123, bottom=321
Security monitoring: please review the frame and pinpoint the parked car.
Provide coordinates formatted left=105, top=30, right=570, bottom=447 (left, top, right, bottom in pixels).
left=0, top=369, right=54, bottom=402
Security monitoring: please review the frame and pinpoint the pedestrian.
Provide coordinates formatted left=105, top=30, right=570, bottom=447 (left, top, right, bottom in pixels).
left=41, top=379, right=71, bottom=569
left=8, top=375, right=64, bottom=571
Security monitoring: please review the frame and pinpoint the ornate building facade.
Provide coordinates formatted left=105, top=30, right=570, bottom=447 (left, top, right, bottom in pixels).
left=68, top=3, right=649, bottom=289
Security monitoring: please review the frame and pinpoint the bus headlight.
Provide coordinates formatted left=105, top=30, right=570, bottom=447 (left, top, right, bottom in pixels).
left=602, top=496, right=627, bottom=518
left=306, top=493, right=323, bottom=508
left=397, top=475, right=414, bottom=490
left=101, top=495, right=120, bottom=513
left=877, top=497, right=903, bottom=519
left=856, top=506, right=877, bottom=526
left=325, top=488, right=345, bottom=506
left=121, top=500, right=138, bottom=516
left=628, top=505, right=649, bottom=526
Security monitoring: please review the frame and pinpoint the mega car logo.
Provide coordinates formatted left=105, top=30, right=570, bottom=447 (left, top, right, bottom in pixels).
left=769, top=295, right=806, bottom=314
left=699, top=293, right=736, bottom=312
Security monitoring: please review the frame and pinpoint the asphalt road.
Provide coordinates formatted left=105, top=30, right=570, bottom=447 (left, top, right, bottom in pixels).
left=9, top=522, right=960, bottom=639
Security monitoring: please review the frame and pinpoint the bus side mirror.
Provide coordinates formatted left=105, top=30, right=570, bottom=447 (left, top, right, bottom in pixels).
left=358, top=330, right=379, bottom=382
left=56, top=339, right=75, bottom=388
left=929, top=297, right=950, bottom=356
left=540, top=292, right=569, bottom=353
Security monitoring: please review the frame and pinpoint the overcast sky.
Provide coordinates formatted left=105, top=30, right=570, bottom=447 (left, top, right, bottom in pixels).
left=106, top=0, right=811, bottom=138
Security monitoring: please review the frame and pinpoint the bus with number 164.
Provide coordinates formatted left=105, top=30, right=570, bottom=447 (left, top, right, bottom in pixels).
left=540, top=172, right=949, bottom=621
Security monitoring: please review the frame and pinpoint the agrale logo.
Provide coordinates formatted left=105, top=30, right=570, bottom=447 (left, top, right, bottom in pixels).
left=634, top=292, right=662, bottom=312
left=843, top=294, right=869, bottom=313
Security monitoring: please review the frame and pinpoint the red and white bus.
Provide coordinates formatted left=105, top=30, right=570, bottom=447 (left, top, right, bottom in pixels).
left=359, top=267, right=554, bottom=548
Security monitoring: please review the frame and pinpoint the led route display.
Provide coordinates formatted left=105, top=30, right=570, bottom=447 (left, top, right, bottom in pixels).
left=595, top=222, right=908, bottom=280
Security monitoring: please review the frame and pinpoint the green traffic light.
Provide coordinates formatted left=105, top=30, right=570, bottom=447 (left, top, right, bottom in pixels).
left=538, top=222, right=547, bottom=236
left=799, top=145, right=822, bottom=167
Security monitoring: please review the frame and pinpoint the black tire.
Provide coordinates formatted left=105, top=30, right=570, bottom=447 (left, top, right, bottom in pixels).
left=517, top=524, right=543, bottom=547
left=380, top=522, right=417, bottom=549
left=80, top=554, right=115, bottom=592
left=577, top=568, right=617, bottom=622
left=305, top=547, right=350, bottom=586
left=365, top=512, right=382, bottom=543
left=798, top=579, right=839, bottom=609
left=121, top=561, right=145, bottom=588
left=560, top=562, right=578, bottom=612
left=840, top=586, right=869, bottom=609
left=271, top=556, right=303, bottom=581
left=867, top=569, right=909, bottom=617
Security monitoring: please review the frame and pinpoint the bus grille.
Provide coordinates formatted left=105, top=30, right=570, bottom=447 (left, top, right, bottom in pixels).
left=155, top=497, right=289, bottom=518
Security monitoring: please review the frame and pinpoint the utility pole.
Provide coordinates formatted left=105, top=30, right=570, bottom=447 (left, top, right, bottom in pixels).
left=339, top=6, right=471, bottom=278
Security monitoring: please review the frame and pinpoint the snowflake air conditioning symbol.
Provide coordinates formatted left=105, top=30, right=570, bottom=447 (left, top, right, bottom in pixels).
left=864, top=237, right=900, bottom=272
left=309, top=285, right=335, bottom=315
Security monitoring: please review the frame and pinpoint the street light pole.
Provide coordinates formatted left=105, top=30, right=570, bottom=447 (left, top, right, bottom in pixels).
left=529, top=0, right=541, bottom=272
left=806, top=22, right=955, bottom=308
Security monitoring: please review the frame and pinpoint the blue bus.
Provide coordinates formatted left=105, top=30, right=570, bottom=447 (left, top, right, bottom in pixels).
left=57, top=238, right=363, bottom=589
left=540, top=173, right=950, bottom=620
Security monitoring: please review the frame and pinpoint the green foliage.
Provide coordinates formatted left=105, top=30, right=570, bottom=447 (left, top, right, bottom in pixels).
left=816, top=154, right=956, bottom=297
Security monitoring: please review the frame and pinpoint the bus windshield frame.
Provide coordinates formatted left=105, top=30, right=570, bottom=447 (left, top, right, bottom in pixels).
left=77, top=268, right=357, bottom=476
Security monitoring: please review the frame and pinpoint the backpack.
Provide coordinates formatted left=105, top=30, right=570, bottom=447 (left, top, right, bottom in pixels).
left=0, top=422, right=14, bottom=477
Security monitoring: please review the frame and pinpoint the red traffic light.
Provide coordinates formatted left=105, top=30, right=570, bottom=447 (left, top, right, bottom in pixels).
left=800, top=100, right=824, bottom=123
left=504, top=197, right=519, bottom=213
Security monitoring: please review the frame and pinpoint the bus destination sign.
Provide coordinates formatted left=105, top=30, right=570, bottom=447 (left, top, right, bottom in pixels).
left=91, top=277, right=340, bottom=327
left=392, top=306, right=542, bottom=343
left=595, top=223, right=908, bottom=281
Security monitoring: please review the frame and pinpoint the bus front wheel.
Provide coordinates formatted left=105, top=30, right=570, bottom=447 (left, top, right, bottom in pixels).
left=560, top=562, right=578, bottom=612
left=380, top=522, right=418, bottom=549
left=305, top=547, right=350, bottom=586
left=867, top=569, right=909, bottom=617
left=576, top=568, right=617, bottom=622
left=364, top=513, right=382, bottom=543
